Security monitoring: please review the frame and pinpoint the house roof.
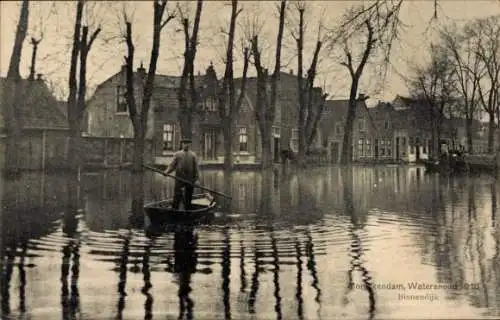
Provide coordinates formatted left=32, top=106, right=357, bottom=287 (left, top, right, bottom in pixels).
left=0, top=77, right=68, bottom=130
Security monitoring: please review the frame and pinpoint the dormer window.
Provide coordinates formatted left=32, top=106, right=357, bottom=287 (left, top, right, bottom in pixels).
left=384, top=120, right=390, bottom=130
left=116, top=85, right=128, bottom=113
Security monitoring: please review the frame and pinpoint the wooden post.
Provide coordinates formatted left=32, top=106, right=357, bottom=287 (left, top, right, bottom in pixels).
left=41, top=130, right=47, bottom=171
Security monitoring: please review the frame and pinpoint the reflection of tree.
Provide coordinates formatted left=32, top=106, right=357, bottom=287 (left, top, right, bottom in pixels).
left=173, top=226, right=198, bottom=320
left=305, top=230, right=322, bottom=316
left=141, top=239, right=154, bottom=320
left=1, top=242, right=15, bottom=315
left=116, top=231, right=131, bottom=319
left=271, top=232, right=282, bottom=320
left=295, top=241, right=304, bottom=320
left=61, top=239, right=81, bottom=320
left=61, top=186, right=82, bottom=320
left=222, top=169, right=234, bottom=213
left=222, top=227, right=231, bottom=319
left=341, top=168, right=376, bottom=320
left=239, top=240, right=247, bottom=293
left=248, top=243, right=261, bottom=314
left=18, top=241, right=27, bottom=313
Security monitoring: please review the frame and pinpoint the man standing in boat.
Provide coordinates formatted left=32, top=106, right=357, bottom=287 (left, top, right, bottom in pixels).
left=165, top=137, right=200, bottom=210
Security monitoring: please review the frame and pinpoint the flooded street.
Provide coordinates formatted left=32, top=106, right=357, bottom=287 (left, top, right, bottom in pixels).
left=1, top=166, right=500, bottom=319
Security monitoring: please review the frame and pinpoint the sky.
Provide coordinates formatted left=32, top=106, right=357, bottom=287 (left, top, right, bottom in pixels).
left=1, top=0, right=500, bottom=106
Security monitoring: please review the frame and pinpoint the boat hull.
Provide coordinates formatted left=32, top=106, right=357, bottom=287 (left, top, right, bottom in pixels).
left=144, top=193, right=216, bottom=226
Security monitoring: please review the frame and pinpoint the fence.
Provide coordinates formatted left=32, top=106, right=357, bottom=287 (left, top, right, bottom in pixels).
left=82, top=136, right=153, bottom=167
left=1, top=133, right=153, bottom=171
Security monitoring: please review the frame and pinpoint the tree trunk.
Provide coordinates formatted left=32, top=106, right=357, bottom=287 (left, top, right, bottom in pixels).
left=466, top=117, right=474, bottom=154
left=260, top=127, right=273, bottom=169
left=132, top=125, right=145, bottom=173
left=432, top=117, right=440, bottom=157
left=223, top=120, right=233, bottom=170
left=341, top=86, right=358, bottom=164
left=488, top=111, right=495, bottom=153
left=4, top=80, right=23, bottom=177
left=3, top=0, right=29, bottom=177
left=66, top=126, right=82, bottom=172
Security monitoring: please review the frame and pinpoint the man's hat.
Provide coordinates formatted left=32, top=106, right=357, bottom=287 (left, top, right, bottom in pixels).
left=180, top=137, right=192, bottom=143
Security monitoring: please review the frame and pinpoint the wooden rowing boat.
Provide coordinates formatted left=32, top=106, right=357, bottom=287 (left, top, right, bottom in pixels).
left=144, top=193, right=217, bottom=225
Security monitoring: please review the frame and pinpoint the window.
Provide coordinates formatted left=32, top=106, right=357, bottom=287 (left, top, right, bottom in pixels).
left=384, top=120, right=390, bottom=130
left=358, top=118, right=365, bottom=131
left=239, top=127, right=248, bottom=152
left=358, top=138, right=364, bottom=156
left=116, top=86, right=128, bottom=113
left=386, top=139, right=392, bottom=156
left=272, top=127, right=280, bottom=137
left=163, top=124, right=174, bottom=151
left=204, top=96, right=217, bottom=112
left=291, top=128, right=299, bottom=152
left=365, top=139, right=371, bottom=156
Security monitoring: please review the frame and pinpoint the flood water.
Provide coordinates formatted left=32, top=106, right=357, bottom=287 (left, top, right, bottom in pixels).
left=1, top=165, right=500, bottom=320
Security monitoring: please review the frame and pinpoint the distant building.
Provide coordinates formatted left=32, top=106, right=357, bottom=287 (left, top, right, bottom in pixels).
left=320, top=95, right=377, bottom=163
left=0, top=75, right=68, bottom=170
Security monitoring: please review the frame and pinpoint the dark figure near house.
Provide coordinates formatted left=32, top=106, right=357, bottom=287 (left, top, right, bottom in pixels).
left=165, top=138, right=200, bottom=210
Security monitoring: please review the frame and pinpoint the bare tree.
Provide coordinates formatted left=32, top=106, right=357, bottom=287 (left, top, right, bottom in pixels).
left=407, top=44, right=456, bottom=158
left=470, top=15, right=500, bottom=153
left=217, top=0, right=250, bottom=170
left=123, top=1, right=174, bottom=214
left=330, top=0, right=403, bottom=164
left=288, top=1, right=328, bottom=166
left=177, top=0, right=204, bottom=140
left=440, top=23, right=484, bottom=153
left=250, top=0, right=287, bottom=169
left=3, top=0, right=29, bottom=177
left=66, top=0, right=101, bottom=171
left=123, top=1, right=175, bottom=172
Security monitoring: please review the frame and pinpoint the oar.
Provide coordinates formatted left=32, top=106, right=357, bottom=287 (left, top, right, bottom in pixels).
left=143, top=164, right=232, bottom=199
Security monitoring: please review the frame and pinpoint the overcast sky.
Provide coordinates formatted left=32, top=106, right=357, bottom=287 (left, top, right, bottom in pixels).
left=1, top=1, right=499, bottom=105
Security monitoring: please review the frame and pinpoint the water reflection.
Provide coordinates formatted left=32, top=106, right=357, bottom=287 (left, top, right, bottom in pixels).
left=1, top=167, right=500, bottom=319
left=342, top=168, right=375, bottom=320
left=141, top=239, right=153, bottom=320
left=173, top=226, right=197, bottom=320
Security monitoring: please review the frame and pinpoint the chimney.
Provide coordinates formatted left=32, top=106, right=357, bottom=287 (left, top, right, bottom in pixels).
left=36, top=73, right=43, bottom=81
left=137, top=61, right=146, bottom=78
left=289, top=69, right=293, bottom=75
left=358, top=93, right=366, bottom=100
left=121, top=64, right=127, bottom=74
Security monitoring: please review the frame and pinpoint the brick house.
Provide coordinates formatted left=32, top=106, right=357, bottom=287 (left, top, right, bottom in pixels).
left=234, top=70, right=326, bottom=164
left=0, top=76, right=68, bottom=170
left=319, top=95, right=377, bottom=163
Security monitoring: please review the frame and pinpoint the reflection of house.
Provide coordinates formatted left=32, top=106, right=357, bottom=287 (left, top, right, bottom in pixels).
left=0, top=76, right=68, bottom=170
left=320, top=95, right=377, bottom=163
